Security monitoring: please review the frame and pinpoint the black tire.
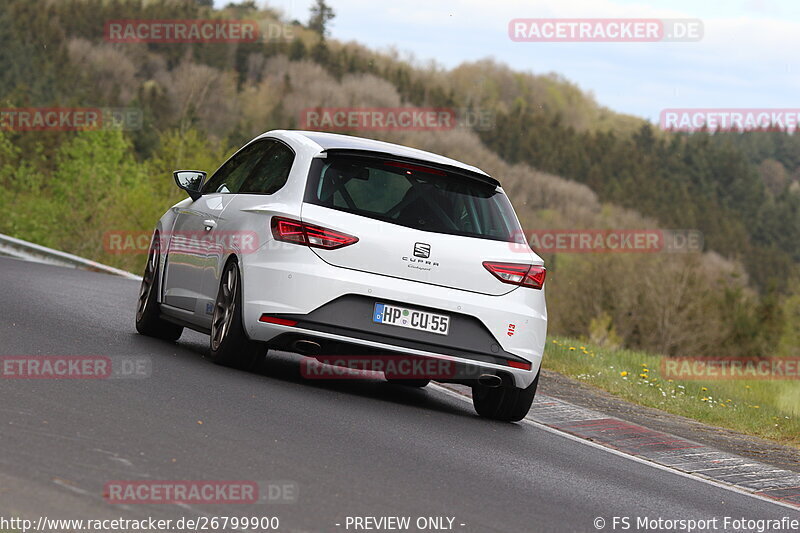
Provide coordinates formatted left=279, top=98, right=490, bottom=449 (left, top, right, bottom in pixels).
left=386, top=378, right=430, bottom=388
left=135, top=234, right=183, bottom=341
left=209, top=260, right=263, bottom=369
left=472, top=371, right=540, bottom=422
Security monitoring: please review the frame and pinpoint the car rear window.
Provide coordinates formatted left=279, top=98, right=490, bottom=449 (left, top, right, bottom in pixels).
left=304, top=156, right=525, bottom=243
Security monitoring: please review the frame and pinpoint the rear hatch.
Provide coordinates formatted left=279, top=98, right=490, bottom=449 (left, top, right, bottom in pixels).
left=300, top=153, right=539, bottom=296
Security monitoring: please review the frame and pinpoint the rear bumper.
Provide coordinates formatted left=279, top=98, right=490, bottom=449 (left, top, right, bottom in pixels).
left=260, top=327, right=537, bottom=388
left=240, top=243, right=546, bottom=388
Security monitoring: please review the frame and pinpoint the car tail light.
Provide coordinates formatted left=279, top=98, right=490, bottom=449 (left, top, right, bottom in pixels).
left=271, top=217, right=358, bottom=250
left=483, top=262, right=546, bottom=289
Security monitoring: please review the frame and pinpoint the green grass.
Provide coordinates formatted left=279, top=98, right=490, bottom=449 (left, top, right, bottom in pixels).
left=543, top=338, right=800, bottom=448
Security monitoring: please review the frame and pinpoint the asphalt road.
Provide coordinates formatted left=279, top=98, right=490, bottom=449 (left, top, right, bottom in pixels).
left=0, top=256, right=798, bottom=532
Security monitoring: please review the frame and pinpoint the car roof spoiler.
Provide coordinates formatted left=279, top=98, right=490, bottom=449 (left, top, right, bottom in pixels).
left=319, top=148, right=501, bottom=188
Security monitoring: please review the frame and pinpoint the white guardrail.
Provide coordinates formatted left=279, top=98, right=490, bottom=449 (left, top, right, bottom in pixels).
left=0, top=233, right=141, bottom=280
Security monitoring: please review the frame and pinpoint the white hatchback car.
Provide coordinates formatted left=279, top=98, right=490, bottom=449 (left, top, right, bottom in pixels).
left=136, top=130, right=547, bottom=421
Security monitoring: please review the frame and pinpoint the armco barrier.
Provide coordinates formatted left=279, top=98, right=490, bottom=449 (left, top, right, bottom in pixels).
left=0, top=233, right=141, bottom=280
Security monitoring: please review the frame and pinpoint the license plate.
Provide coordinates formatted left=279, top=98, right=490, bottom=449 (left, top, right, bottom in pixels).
left=373, top=303, right=450, bottom=335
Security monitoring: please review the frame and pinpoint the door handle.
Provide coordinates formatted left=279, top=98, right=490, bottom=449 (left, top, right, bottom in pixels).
left=203, top=219, right=217, bottom=231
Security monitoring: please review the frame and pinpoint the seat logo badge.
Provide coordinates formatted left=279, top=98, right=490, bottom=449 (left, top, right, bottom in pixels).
left=413, top=242, right=431, bottom=258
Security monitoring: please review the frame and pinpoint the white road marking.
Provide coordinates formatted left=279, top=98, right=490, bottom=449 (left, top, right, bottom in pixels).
left=431, top=383, right=800, bottom=512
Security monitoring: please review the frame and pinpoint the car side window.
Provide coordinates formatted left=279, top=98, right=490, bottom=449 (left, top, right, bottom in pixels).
left=202, top=140, right=271, bottom=194
left=238, top=141, right=295, bottom=195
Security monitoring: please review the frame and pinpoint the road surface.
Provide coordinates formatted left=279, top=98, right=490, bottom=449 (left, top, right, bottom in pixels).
left=0, top=256, right=797, bottom=532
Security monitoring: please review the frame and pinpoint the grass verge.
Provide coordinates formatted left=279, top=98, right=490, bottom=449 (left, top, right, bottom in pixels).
left=543, top=338, right=800, bottom=448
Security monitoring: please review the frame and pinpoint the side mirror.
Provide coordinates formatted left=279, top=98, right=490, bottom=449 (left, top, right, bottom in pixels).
left=173, top=170, right=207, bottom=201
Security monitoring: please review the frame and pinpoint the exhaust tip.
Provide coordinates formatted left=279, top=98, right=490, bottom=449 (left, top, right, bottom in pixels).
left=477, top=374, right=503, bottom=388
left=292, top=339, right=321, bottom=356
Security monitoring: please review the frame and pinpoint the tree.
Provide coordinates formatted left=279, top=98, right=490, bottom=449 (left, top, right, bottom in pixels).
left=311, top=39, right=329, bottom=66
left=778, top=277, right=800, bottom=356
left=288, top=37, right=307, bottom=60
left=225, top=1, right=257, bottom=9
left=308, top=0, right=335, bottom=36
left=759, top=158, right=789, bottom=196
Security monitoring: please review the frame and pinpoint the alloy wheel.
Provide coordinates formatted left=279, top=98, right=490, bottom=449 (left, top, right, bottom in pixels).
left=211, top=265, right=238, bottom=351
left=136, top=238, right=159, bottom=322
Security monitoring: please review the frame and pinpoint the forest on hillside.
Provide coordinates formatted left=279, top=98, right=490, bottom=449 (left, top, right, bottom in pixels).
left=1, top=0, right=798, bottom=359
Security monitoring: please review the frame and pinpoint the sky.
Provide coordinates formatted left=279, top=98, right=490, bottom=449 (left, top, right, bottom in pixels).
left=217, top=0, right=799, bottom=123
